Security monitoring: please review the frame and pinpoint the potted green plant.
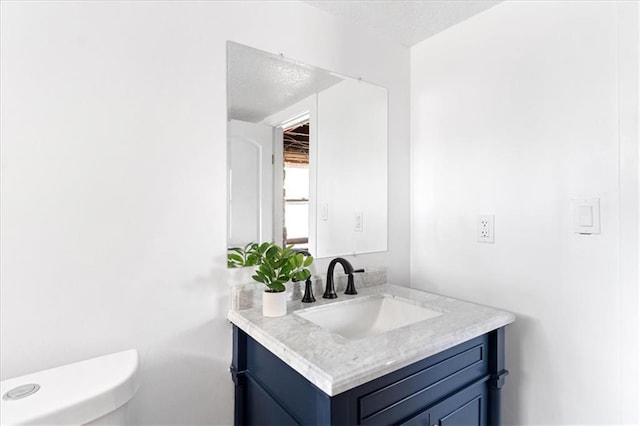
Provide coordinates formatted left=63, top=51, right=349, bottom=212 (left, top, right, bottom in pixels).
left=228, top=242, right=313, bottom=317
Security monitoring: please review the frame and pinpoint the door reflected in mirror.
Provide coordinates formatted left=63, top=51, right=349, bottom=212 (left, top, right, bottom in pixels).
left=227, top=41, right=388, bottom=261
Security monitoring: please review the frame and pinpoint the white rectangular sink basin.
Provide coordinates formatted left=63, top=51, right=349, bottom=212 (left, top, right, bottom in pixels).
left=295, top=294, right=442, bottom=340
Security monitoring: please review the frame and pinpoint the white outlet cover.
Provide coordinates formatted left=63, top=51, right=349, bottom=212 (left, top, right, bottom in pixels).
left=477, top=214, right=495, bottom=244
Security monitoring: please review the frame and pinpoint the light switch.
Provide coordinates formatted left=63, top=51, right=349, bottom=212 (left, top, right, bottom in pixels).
left=320, top=203, right=329, bottom=221
left=578, top=206, right=593, bottom=227
left=573, top=198, right=600, bottom=234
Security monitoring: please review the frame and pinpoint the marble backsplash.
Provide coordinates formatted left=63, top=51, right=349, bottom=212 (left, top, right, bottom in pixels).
left=230, top=268, right=387, bottom=310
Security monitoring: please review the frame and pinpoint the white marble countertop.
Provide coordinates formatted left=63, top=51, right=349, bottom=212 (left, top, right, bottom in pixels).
left=227, top=284, right=515, bottom=396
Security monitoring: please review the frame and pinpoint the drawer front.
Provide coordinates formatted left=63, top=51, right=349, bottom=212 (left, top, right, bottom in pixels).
left=359, top=338, right=488, bottom=425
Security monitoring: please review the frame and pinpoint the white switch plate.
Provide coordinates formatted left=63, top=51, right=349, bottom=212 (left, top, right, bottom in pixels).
left=573, top=198, right=600, bottom=234
left=354, top=211, right=363, bottom=232
left=320, top=203, right=329, bottom=221
left=477, top=214, right=495, bottom=244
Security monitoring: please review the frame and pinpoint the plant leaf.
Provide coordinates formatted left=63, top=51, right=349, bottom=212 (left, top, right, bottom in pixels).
left=259, top=242, right=271, bottom=253
left=283, top=246, right=295, bottom=258
left=281, top=263, right=293, bottom=275
left=275, top=258, right=288, bottom=269
left=269, top=282, right=286, bottom=292
left=256, top=263, right=275, bottom=281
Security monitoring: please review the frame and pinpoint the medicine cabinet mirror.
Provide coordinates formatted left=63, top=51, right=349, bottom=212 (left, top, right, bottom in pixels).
left=226, top=41, right=388, bottom=260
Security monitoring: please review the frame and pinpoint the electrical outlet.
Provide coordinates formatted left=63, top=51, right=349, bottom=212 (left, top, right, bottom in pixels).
left=477, top=215, right=495, bottom=243
left=354, top=211, right=363, bottom=232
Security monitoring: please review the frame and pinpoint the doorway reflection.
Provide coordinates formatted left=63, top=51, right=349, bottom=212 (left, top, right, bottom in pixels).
left=282, top=121, right=310, bottom=250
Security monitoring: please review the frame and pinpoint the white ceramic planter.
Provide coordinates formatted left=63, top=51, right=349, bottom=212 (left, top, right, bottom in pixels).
left=263, top=291, right=287, bottom=317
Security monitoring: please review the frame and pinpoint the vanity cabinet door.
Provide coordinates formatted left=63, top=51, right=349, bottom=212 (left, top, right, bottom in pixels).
left=401, top=380, right=487, bottom=426
left=428, top=380, right=487, bottom=426
left=245, top=375, right=298, bottom=426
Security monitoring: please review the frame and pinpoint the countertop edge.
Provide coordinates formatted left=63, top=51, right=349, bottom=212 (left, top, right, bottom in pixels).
left=228, top=284, right=515, bottom=396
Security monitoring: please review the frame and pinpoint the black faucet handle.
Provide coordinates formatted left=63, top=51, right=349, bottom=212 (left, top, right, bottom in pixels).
left=344, top=268, right=364, bottom=295
left=344, top=274, right=358, bottom=295
left=302, top=277, right=316, bottom=303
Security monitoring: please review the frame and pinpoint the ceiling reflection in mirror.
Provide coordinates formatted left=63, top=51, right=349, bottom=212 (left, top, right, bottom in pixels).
left=227, top=41, right=388, bottom=262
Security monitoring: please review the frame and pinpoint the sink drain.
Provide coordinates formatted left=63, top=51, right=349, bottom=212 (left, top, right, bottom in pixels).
left=3, top=384, right=40, bottom=400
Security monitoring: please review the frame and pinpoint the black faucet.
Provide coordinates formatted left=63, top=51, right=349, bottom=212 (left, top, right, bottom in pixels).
left=294, top=249, right=317, bottom=303
left=323, top=257, right=365, bottom=299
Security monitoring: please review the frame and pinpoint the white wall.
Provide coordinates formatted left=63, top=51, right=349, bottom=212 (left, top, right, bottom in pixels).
left=618, top=1, right=640, bottom=422
left=411, top=1, right=639, bottom=425
left=316, top=79, right=388, bottom=257
left=0, top=2, right=410, bottom=424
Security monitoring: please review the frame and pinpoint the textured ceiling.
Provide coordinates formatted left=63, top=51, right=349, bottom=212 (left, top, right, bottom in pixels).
left=228, top=42, right=343, bottom=123
left=228, top=2, right=501, bottom=122
left=301, top=0, right=501, bottom=47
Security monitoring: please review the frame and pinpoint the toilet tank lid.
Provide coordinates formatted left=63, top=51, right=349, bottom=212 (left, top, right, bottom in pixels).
left=0, top=349, right=139, bottom=425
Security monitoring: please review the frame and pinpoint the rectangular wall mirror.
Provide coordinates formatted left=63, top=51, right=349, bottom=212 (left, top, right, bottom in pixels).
left=226, top=41, right=388, bottom=260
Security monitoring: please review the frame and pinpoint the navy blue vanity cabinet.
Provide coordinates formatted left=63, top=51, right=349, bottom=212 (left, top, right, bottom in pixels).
left=230, top=326, right=508, bottom=426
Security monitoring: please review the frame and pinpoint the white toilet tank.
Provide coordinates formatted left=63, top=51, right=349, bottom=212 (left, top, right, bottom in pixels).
left=0, top=349, right=139, bottom=425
